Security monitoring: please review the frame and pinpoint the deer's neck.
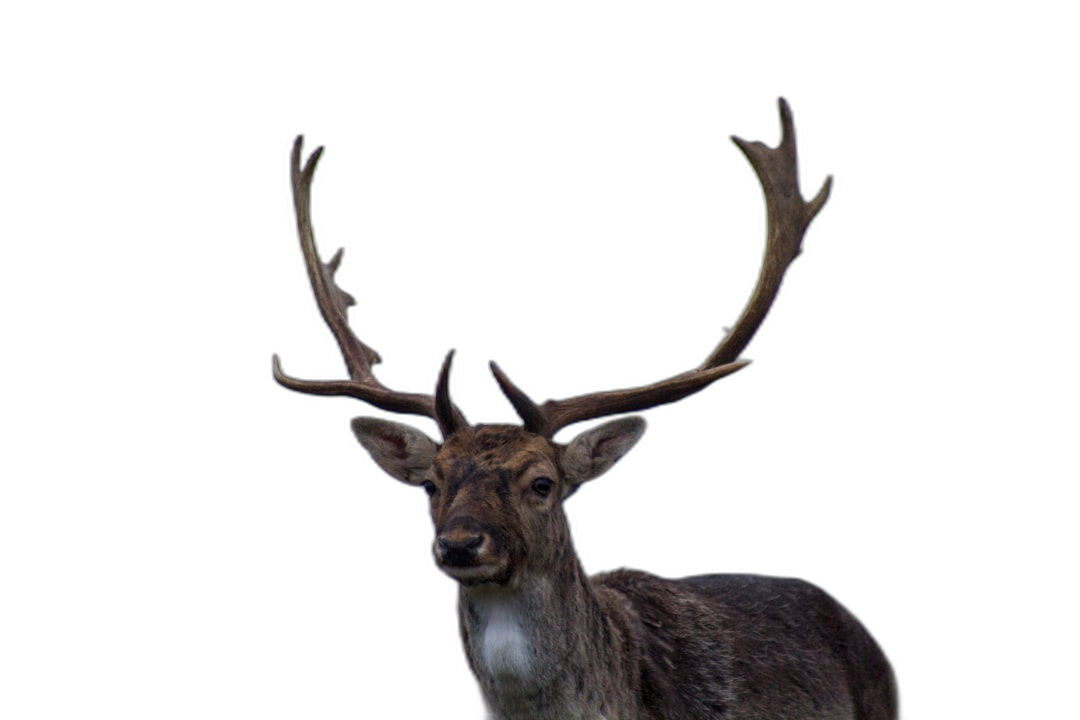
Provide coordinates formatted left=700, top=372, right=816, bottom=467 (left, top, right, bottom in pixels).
left=458, top=559, right=639, bottom=720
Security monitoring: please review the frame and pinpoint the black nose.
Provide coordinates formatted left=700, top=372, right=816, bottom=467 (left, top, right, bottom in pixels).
left=437, top=534, right=485, bottom=565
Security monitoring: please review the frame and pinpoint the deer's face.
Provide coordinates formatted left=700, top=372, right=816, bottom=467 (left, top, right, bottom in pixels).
left=351, top=417, right=645, bottom=587
left=427, top=426, right=565, bottom=586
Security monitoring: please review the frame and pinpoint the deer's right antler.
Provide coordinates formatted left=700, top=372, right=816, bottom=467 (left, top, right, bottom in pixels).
left=490, top=98, right=832, bottom=438
left=272, top=137, right=468, bottom=437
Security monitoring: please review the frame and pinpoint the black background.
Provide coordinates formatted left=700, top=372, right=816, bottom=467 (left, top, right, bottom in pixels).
left=172, top=70, right=976, bottom=716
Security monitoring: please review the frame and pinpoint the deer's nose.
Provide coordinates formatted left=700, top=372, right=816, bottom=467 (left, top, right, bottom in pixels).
left=436, top=533, right=486, bottom=565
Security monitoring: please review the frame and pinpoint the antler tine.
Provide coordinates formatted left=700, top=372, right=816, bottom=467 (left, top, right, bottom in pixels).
left=436, top=351, right=467, bottom=438
left=492, top=98, right=829, bottom=439
left=273, top=136, right=468, bottom=433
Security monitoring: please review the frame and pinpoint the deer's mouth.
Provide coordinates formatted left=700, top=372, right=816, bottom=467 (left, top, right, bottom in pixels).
left=437, top=559, right=513, bottom=586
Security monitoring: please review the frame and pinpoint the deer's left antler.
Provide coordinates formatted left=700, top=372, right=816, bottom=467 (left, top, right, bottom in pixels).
left=491, top=98, right=832, bottom=438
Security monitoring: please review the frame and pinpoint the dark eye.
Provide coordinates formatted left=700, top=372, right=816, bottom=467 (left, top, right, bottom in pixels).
left=422, top=481, right=437, bottom=497
left=531, top=477, right=553, bottom=497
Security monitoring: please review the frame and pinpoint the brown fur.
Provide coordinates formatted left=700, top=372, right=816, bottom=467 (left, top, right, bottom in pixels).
left=412, top=425, right=897, bottom=720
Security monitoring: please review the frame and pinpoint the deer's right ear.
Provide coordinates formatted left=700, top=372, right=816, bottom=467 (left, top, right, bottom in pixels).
left=350, top=417, right=439, bottom=485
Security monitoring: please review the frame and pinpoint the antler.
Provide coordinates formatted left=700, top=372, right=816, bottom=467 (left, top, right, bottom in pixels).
left=272, top=136, right=468, bottom=437
left=492, top=98, right=832, bottom=438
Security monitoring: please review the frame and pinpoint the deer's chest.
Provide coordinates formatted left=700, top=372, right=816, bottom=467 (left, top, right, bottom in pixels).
left=473, top=597, right=532, bottom=677
left=462, top=591, right=623, bottom=720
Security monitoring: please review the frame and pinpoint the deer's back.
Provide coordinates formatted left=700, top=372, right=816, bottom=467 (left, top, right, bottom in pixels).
left=591, top=570, right=897, bottom=720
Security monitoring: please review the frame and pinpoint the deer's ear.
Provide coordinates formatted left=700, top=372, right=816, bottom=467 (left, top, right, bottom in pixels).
left=351, top=417, right=439, bottom=485
left=561, top=417, right=646, bottom=493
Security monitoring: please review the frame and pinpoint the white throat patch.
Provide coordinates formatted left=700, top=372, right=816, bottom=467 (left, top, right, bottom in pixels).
left=471, top=593, right=532, bottom=677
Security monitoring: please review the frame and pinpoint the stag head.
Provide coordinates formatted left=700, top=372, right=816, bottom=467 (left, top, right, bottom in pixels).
left=273, top=98, right=830, bottom=587
left=353, top=413, right=644, bottom=586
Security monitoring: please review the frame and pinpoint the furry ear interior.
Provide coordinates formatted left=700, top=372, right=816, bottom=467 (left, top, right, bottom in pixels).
left=351, top=417, right=439, bottom=485
left=560, top=417, right=646, bottom=494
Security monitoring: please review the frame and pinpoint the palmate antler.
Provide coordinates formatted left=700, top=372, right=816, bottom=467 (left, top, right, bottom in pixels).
left=490, top=98, right=831, bottom=438
left=274, top=98, right=830, bottom=440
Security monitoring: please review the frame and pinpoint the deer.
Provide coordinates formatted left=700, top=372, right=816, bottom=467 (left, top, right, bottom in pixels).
left=272, top=99, right=897, bottom=720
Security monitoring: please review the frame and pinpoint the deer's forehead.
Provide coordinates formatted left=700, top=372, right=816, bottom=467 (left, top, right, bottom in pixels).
left=435, top=426, right=557, bottom=479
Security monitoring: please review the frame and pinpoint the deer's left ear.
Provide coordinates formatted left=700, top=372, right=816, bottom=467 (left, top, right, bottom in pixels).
left=560, top=417, right=646, bottom=493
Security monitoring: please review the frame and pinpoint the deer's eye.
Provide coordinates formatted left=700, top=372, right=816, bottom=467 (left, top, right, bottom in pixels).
left=531, top=477, right=553, bottom=497
left=422, top=481, right=437, bottom=497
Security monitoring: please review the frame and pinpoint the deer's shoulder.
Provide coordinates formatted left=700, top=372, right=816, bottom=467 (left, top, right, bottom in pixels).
left=589, top=569, right=739, bottom=718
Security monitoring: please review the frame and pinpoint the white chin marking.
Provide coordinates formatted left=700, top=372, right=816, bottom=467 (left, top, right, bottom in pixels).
left=475, top=596, right=531, bottom=676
